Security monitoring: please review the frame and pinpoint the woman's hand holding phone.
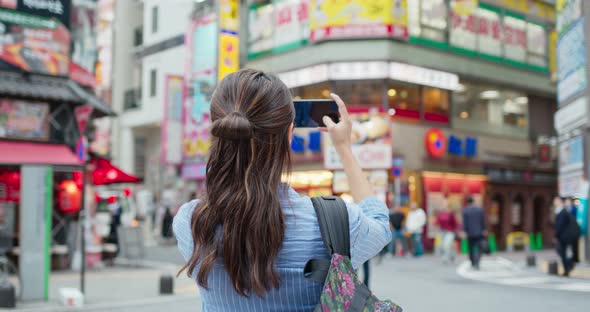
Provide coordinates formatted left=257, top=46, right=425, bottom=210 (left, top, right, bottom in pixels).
left=320, top=93, right=374, bottom=203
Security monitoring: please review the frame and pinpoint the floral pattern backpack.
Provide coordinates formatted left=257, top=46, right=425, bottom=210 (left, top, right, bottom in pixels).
left=304, top=197, right=403, bottom=312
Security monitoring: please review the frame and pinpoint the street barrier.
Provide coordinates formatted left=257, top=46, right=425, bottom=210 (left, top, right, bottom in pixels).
left=548, top=260, right=559, bottom=275
left=159, top=274, right=174, bottom=295
left=526, top=254, right=536, bottom=267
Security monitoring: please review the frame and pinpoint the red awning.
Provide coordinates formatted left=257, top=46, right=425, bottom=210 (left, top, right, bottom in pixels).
left=0, top=141, right=82, bottom=166
left=91, top=157, right=140, bottom=185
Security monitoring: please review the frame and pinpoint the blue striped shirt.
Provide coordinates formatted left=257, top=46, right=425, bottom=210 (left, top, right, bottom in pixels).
left=173, top=185, right=391, bottom=311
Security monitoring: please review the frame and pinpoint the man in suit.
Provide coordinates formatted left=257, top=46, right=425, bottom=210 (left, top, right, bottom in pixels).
left=462, top=197, right=486, bottom=270
left=554, top=196, right=581, bottom=277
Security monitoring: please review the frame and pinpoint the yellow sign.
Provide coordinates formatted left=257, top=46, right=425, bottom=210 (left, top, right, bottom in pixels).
left=549, top=29, right=557, bottom=80
left=218, top=33, right=239, bottom=82
left=501, top=0, right=530, bottom=14
left=310, top=0, right=408, bottom=41
left=453, top=0, right=478, bottom=17
left=219, top=0, right=239, bottom=31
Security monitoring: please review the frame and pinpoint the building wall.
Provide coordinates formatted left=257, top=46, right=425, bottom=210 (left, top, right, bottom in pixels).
left=142, top=0, right=193, bottom=45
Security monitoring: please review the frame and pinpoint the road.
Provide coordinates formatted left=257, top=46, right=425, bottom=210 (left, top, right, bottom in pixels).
left=10, top=246, right=589, bottom=312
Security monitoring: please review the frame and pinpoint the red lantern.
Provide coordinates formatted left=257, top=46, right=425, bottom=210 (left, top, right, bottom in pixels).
left=94, top=193, right=102, bottom=203
left=58, top=180, right=82, bottom=214
left=73, top=171, right=83, bottom=188
left=122, top=188, right=132, bottom=197
left=107, top=196, right=117, bottom=204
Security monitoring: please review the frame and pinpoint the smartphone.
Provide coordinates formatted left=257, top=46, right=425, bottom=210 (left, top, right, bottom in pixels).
left=293, top=99, right=340, bottom=128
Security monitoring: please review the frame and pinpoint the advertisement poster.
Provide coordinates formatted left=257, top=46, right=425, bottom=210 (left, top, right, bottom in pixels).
left=556, top=0, right=581, bottom=34
left=162, top=76, right=183, bottom=165
left=274, top=0, right=309, bottom=53
left=0, top=99, right=49, bottom=140
left=558, top=135, right=584, bottom=174
left=557, top=19, right=586, bottom=104
left=449, top=0, right=477, bottom=51
left=74, top=104, right=93, bottom=134
left=324, top=113, right=392, bottom=170
left=69, top=0, right=97, bottom=87
left=310, top=0, right=408, bottom=42
left=0, top=5, right=70, bottom=75
left=219, top=0, right=239, bottom=32
left=248, top=3, right=273, bottom=58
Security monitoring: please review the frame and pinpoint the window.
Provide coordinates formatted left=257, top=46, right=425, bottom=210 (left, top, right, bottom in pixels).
left=453, top=83, right=529, bottom=138
left=149, top=69, right=157, bottom=97
left=423, top=87, right=450, bottom=123
left=332, top=81, right=384, bottom=107
left=151, top=6, right=158, bottom=33
left=387, top=82, right=420, bottom=120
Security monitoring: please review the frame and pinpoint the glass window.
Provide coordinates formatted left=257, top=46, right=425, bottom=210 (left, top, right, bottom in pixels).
left=152, top=6, right=158, bottom=33
left=387, top=82, right=420, bottom=120
left=332, top=81, right=383, bottom=107
left=453, top=83, right=529, bottom=138
left=423, top=87, right=450, bottom=123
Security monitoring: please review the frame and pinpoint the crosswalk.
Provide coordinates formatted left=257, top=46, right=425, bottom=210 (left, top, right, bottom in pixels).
left=456, top=257, right=590, bottom=292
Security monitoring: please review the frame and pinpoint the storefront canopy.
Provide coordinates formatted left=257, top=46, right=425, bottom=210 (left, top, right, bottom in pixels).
left=0, top=141, right=82, bottom=166
left=91, top=157, right=140, bottom=185
left=0, top=71, right=115, bottom=117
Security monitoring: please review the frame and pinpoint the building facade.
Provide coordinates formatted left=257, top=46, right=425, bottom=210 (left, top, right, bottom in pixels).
left=246, top=0, right=558, bottom=249
left=111, top=0, right=193, bottom=196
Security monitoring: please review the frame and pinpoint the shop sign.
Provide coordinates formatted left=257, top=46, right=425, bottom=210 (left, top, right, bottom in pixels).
left=554, top=96, right=588, bottom=134
left=329, top=61, right=389, bottom=80
left=273, top=0, right=309, bottom=53
left=557, top=19, right=586, bottom=104
left=1, top=0, right=71, bottom=27
left=278, top=64, right=328, bottom=88
left=556, top=0, right=581, bottom=34
left=503, top=15, right=527, bottom=63
left=0, top=7, right=70, bottom=75
left=332, top=170, right=388, bottom=195
left=416, top=0, right=448, bottom=42
left=425, top=128, right=477, bottom=158
left=74, top=104, right=93, bottom=134
left=476, top=6, right=502, bottom=57
left=0, top=99, right=49, bottom=140
left=526, top=22, right=547, bottom=67
left=217, top=31, right=239, bottom=82
left=389, top=62, right=460, bottom=91
left=449, top=0, right=477, bottom=51
left=559, top=135, right=584, bottom=174
left=309, top=0, right=408, bottom=42
left=69, top=0, right=97, bottom=87
left=162, top=76, right=183, bottom=165
left=219, top=0, right=239, bottom=32
left=324, top=113, right=392, bottom=170
left=486, top=168, right=556, bottom=185
left=549, top=29, right=557, bottom=79
left=559, top=170, right=586, bottom=197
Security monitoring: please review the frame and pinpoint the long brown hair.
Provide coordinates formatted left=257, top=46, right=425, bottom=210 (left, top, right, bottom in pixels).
left=179, top=69, right=294, bottom=296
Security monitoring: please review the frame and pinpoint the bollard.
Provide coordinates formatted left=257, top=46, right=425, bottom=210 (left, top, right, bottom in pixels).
left=548, top=260, right=559, bottom=275
left=0, top=281, right=15, bottom=308
left=526, top=254, right=536, bottom=267
left=159, top=274, right=174, bottom=295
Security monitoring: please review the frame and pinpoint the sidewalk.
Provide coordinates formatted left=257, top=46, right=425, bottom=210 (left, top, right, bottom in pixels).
left=0, top=259, right=199, bottom=312
left=493, top=249, right=590, bottom=279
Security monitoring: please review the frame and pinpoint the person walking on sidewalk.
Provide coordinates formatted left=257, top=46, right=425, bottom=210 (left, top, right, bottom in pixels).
left=406, top=202, right=426, bottom=257
left=388, top=206, right=408, bottom=256
left=462, top=197, right=486, bottom=270
left=173, top=70, right=391, bottom=311
left=435, top=203, right=459, bottom=264
left=554, top=196, right=581, bottom=277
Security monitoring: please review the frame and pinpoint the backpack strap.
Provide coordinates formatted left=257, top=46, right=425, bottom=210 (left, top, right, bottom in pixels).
left=304, top=196, right=350, bottom=283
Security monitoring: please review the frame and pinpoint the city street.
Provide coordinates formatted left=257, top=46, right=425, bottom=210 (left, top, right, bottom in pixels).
left=11, top=246, right=589, bottom=312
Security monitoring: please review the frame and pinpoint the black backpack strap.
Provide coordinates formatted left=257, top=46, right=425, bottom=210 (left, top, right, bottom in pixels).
left=304, top=196, right=350, bottom=283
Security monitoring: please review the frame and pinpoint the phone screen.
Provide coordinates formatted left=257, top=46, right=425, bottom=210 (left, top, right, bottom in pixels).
left=293, top=99, right=340, bottom=128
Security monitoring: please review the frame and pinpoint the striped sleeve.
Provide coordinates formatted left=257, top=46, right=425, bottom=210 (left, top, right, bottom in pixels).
left=346, top=197, right=391, bottom=269
left=172, top=200, right=198, bottom=262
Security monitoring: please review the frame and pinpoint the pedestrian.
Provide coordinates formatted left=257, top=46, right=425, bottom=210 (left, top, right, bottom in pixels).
left=388, top=206, right=408, bottom=256
left=462, top=197, right=486, bottom=270
left=172, top=70, right=391, bottom=310
left=435, top=203, right=459, bottom=264
left=406, top=202, right=426, bottom=257
left=161, top=206, right=174, bottom=239
left=570, top=197, right=581, bottom=263
left=554, top=196, right=581, bottom=277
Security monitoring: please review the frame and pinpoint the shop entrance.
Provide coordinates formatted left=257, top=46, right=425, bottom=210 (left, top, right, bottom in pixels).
left=511, top=194, right=525, bottom=233
left=489, top=194, right=504, bottom=246
left=532, top=195, right=546, bottom=245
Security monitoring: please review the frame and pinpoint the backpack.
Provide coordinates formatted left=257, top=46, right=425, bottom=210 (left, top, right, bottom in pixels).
left=304, top=196, right=403, bottom=312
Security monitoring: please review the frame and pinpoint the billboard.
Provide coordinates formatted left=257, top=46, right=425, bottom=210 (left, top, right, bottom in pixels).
left=0, top=99, right=49, bottom=140
left=162, top=75, right=183, bottom=165
left=557, top=19, right=586, bottom=104
left=69, top=0, right=97, bottom=86
left=309, top=0, right=408, bottom=42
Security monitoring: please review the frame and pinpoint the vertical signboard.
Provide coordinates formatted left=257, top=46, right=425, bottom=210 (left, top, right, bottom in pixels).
left=557, top=19, right=586, bottom=104
left=162, top=75, right=183, bottom=165
left=218, top=0, right=239, bottom=82
left=70, top=0, right=98, bottom=87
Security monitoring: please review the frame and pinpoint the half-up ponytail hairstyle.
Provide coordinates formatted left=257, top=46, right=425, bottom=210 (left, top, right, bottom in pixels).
left=179, top=69, right=295, bottom=297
